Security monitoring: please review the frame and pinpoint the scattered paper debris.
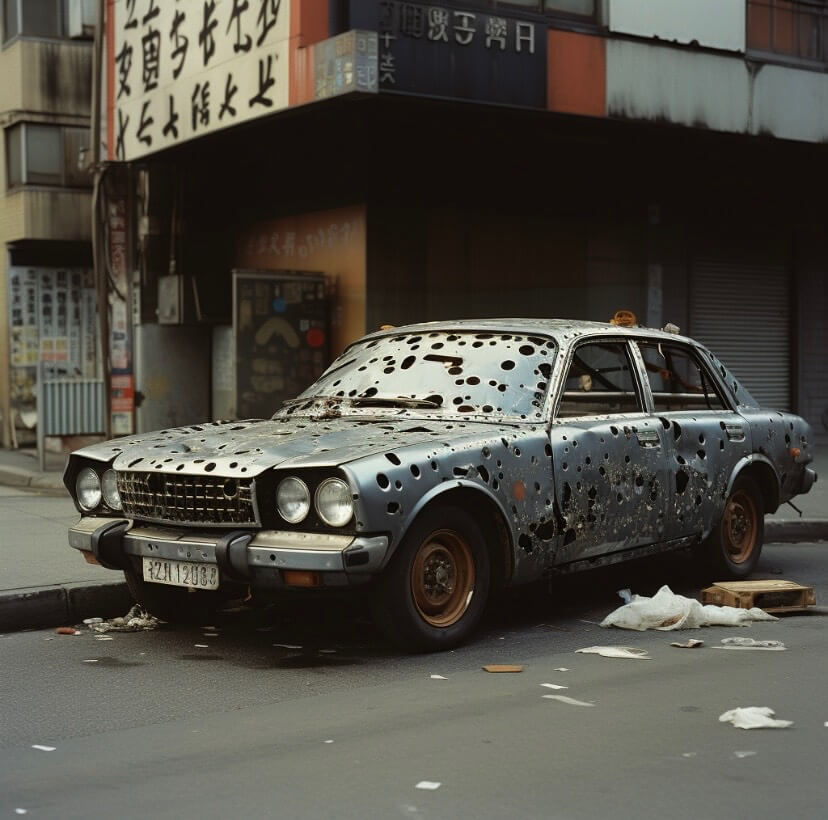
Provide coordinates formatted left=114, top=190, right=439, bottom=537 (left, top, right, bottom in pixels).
left=83, top=617, right=103, bottom=625
left=430, top=675, right=447, bottom=680
left=601, top=585, right=777, bottom=631
left=540, top=683, right=568, bottom=690
left=681, top=752, right=697, bottom=758
left=415, top=781, right=441, bottom=791
left=553, top=667, right=570, bottom=672
left=31, top=745, right=56, bottom=752
left=273, top=643, right=302, bottom=650
left=94, top=635, right=114, bottom=641
left=733, top=750, right=757, bottom=758
left=56, top=627, right=80, bottom=636
left=482, top=664, right=523, bottom=673
left=194, top=644, right=209, bottom=648
left=575, top=646, right=651, bottom=660
left=543, top=695, right=594, bottom=707
left=719, top=707, right=793, bottom=730
left=203, top=632, right=219, bottom=637
left=15, top=809, right=27, bottom=815
left=88, top=605, right=161, bottom=633
left=713, top=637, right=786, bottom=651
left=671, top=639, right=704, bottom=649
left=82, top=659, right=99, bottom=663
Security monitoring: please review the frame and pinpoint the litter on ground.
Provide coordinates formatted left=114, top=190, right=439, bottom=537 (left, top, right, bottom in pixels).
left=671, top=639, right=704, bottom=649
left=713, top=637, right=786, bottom=651
left=733, top=750, right=757, bottom=758
left=31, top=745, right=55, bottom=752
left=415, top=781, right=441, bottom=790
left=482, top=664, right=523, bottom=673
left=601, top=585, right=778, bottom=631
left=718, top=707, right=793, bottom=729
left=575, top=646, right=651, bottom=660
left=543, top=695, right=595, bottom=707
left=56, top=627, right=80, bottom=635
left=554, top=667, right=570, bottom=672
left=430, top=675, right=447, bottom=680
left=87, top=605, right=161, bottom=633
left=540, top=683, right=568, bottom=690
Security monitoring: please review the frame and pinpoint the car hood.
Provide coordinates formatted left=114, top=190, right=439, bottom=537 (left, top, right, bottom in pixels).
left=74, top=417, right=510, bottom=478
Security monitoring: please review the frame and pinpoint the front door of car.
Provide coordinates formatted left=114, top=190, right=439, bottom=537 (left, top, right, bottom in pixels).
left=548, top=339, right=670, bottom=567
left=634, top=340, right=751, bottom=541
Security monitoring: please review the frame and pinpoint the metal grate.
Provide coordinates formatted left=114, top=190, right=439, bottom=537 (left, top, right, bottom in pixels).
left=118, top=472, right=258, bottom=526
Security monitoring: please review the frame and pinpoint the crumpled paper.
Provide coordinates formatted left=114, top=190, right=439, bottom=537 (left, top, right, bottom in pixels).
left=718, top=707, right=793, bottom=729
left=602, top=585, right=778, bottom=631
left=713, top=637, right=786, bottom=651
left=575, top=646, right=651, bottom=660
left=87, top=604, right=161, bottom=633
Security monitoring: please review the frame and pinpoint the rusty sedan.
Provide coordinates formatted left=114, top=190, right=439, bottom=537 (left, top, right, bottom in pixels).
left=64, top=320, right=817, bottom=650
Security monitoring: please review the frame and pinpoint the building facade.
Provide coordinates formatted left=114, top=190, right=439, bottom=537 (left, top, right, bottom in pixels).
left=1, top=0, right=99, bottom=448
left=94, top=0, right=827, bottom=446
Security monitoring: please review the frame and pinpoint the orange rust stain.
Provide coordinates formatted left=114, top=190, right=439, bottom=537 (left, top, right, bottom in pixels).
left=546, top=30, right=605, bottom=118
left=512, top=481, right=526, bottom=501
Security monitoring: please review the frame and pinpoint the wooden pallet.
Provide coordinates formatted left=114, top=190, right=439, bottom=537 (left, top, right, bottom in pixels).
left=701, top=580, right=816, bottom=613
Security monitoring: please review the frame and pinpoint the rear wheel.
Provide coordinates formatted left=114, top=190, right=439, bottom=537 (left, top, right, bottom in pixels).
left=372, top=505, right=490, bottom=652
left=701, top=475, right=764, bottom=579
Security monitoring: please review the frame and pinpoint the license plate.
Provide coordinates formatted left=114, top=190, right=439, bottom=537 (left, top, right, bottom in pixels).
left=142, top=557, right=219, bottom=590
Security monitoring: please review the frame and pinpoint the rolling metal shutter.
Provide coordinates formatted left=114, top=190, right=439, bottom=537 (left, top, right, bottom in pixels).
left=690, top=259, right=791, bottom=410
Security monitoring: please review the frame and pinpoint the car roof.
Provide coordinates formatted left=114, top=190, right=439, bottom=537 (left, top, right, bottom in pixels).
left=356, top=318, right=699, bottom=348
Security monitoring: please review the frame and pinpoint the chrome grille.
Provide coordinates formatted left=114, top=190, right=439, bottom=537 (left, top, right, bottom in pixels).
left=118, top=471, right=258, bottom=526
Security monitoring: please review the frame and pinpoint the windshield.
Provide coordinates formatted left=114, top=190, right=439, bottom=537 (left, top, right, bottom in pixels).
left=277, top=330, right=557, bottom=422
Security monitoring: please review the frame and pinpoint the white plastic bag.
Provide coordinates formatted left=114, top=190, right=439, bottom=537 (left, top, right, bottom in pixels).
left=719, top=707, right=793, bottom=729
left=601, top=585, right=778, bottom=631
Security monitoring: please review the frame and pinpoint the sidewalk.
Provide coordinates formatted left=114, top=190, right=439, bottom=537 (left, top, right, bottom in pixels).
left=0, top=447, right=825, bottom=633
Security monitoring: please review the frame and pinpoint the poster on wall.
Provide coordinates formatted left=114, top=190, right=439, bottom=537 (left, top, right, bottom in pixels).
left=232, top=270, right=329, bottom=420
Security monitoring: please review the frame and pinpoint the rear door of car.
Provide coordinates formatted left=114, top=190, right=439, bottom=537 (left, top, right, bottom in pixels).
left=548, top=337, right=670, bottom=566
left=632, top=338, right=751, bottom=541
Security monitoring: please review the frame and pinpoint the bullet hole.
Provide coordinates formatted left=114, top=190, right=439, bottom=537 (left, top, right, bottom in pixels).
left=492, top=479, right=499, bottom=490
left=501, top=361, right=515, bottom=370
left=458, top=405, right=473, bottom=413
left=431, top=460, right=438, bottom=471
left=572, top=440, right=578, bottom=448
left=697, top=450, right=706, bottom=460
left=599, top=466, right=606, bottom=476
left=698, top=434, right=705, bottom=444
left=610, top=426, right=619, bottom=436
left=498, top=384, right=507, bottom=392
left=649, top=481, right=659, bottom=501
left=448, top=367, right=463, bottom=376
left=518, top=534, right=533, bottom=553
left=410, top=465, right=420, bottom=478
left=128, top=458, right=143, bottom=467
left=660, top=417, right=670, bottom=429
left=538, top=362, right=553, bottom=380
left=545, top=444, right=552, bottom=457
left=387, top=502, right=400, bottom=514
left=635, top=475, right=644, bottom=487
left=677, top=455, right=686, bottom=465
left=676, top=470, right=689, bottom=494
left=477, top=465, right=489, bottom=482
left=719, top=440, right=725, bottom=450
left=496, top=459, right=502, bottom=467
left=519, top=345, right=535, bottom=356
left=467, top=376, right=480, bottom=385
left=624, top=455, right=631, bottom=463
left=695, top=494, right=702, bottom=506
left=482, top=405, right=494, bottom=413
left=563, top=529, right=576, bottom=546
left=385, top=453, right=401, bottom=465
left=785, top=433, right=791, bottom=445
left=673, top=422, right=682, bottom=441
left=585, top=456, right=592, bottom=465
left=453, top=397, right=463, bottom=405
left=563, top=460, right=569, bottom=471
left=482, top=446, right=491, bottom=458
left=588, top=485, right=597, bottom=499
left=401, top=356, right=415, bottom=369
left=562, top=482, right=572, bottom=508
left=425, top=395, right=443, bottom=406
left=453, top=467, right=469, bottom=478
left=376, top=473, right=390, bottom=489
left=176, top=464, right=185, bottom=471
left=395, top=480, right=402, bottom=489
left=534, top=482, right=541, bottom=493
left=514, top=448, right=521, bottom=457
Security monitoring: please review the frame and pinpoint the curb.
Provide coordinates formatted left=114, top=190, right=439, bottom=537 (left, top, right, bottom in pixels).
left=0, top=581, right=134, bottom=633
left=766, top=519, right=828, bottom=543
left=0, top=466, right=65, bottom=493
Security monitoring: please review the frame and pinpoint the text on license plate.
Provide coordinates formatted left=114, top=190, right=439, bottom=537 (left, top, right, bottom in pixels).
left=142, top=557, right=219, bottom=590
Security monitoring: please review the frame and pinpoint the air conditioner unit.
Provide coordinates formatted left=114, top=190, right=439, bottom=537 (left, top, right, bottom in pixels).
left=68, top=0, right=97, bottom=39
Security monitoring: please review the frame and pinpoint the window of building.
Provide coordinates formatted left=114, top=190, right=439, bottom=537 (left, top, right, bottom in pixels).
left=2, top=0, right=83, bottom=43
left=5, top=123, right=91, bottom=189
left=637, top=342, right=726, bottom=412
left=557, top=341, right=642, bottom=418
left=498, top=0, right=597, bottom=17
left=747, top=0, right=828, bottom=64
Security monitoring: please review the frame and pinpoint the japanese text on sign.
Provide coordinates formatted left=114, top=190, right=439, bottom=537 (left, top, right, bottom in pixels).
left=110, top=0, right=290, bottom=161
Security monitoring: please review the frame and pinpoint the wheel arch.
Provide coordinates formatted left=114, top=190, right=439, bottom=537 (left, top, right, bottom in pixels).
left=727, top=455, right=780, bottom=514
left=398, top=481, right=515, bottom=590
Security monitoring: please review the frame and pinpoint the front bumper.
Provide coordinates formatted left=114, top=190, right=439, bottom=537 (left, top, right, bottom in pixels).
left=69, top=517, right=389, bottom=586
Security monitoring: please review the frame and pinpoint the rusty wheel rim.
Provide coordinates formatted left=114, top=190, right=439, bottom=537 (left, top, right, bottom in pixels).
left=411, top=529, right=475, bottom=628
left=722, top=489, right=758, bottom=564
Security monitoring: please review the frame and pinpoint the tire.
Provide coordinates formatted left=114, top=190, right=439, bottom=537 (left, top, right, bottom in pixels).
left=371, top=504, right=491, bottom=652
left=701, top=475, right=764, bottom=579
left=123, top=562, right=220, bottom=623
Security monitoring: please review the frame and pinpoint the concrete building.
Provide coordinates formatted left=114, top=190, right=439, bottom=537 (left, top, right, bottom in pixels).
left=90, top=0, right=827, bottom=447
left=1, top=0, right=98, bottom=448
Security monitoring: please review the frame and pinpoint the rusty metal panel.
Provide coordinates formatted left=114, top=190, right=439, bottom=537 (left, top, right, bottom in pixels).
left=608, top=0, right=746, bottom=53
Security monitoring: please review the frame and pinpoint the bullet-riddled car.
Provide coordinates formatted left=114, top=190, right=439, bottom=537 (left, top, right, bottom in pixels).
left=65, top=319, right=817, bottom=650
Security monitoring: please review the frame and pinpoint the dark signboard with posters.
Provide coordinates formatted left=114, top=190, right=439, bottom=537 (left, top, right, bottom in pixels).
left=348, top=0, right=547, bottom=108
left=232, top=270, right=329, bottom=420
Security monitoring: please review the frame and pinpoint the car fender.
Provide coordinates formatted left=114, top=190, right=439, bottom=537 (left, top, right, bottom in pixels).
left=725, top=453, right=780, bottom=511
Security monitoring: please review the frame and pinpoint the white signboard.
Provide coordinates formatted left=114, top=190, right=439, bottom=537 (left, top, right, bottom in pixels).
left=110, top=0, right=291, bottom=161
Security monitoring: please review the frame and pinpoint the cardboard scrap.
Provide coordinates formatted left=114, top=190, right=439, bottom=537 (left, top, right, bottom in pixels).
left=482, top=664, right=523, bottom=673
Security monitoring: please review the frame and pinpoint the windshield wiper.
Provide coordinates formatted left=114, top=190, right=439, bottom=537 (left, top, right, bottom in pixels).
left=349, top=396, right=442, bottom=409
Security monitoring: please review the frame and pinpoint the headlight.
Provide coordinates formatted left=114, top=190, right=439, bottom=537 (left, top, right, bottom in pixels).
left=277, top=476, right=310, bottom=523
left=102, top=469, right=122, bottom=510
left=76, top=467, right=102, bottom=511
left=315, top=478, right=353, bottom=527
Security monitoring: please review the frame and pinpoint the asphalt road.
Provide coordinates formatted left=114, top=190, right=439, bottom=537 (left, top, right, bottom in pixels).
left=2, top=538, right=827, bottom=820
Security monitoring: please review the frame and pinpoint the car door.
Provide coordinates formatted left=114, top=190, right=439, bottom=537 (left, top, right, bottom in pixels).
left=548, top=338, right=670, bottom=567
left=634, top=339, right=751, bottom=542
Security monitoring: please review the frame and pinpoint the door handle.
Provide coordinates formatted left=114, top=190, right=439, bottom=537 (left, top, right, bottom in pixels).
left=725, top=423, right=745, bottom=442
left=636, top=430, right=660, bottom=448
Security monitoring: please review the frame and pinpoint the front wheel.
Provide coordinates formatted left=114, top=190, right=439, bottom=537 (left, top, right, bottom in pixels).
left=700, top=475, right=764, bottom=579
left=371, top=505, right=491, bottom=652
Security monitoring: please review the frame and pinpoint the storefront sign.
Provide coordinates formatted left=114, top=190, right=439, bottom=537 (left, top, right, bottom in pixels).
left=314, top=30, right=378, bottom=100
left=349, top=0, right=546, bottom=108
left=108, top=0, right=291, bottom=161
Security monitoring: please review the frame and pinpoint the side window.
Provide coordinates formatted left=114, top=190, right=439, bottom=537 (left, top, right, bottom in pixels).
left=637, top=342, right=726, bottom=412
left=557, top=341, right=642, bottom=418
